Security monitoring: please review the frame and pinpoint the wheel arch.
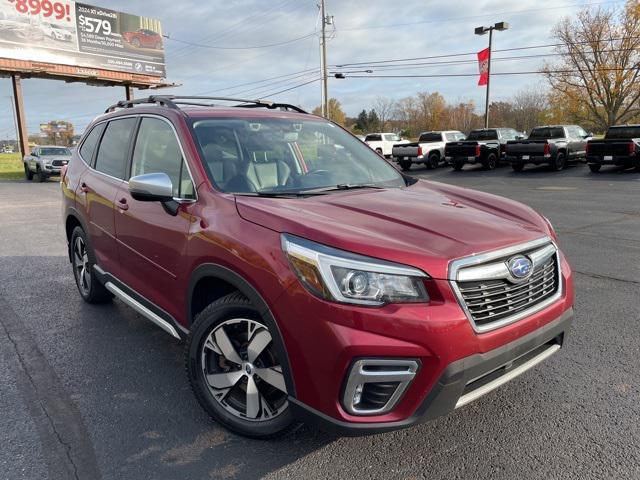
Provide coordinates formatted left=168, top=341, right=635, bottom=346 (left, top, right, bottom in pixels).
left=187, top=263, right=297, bottom=397
left=64, top=208, right=89, bottom=262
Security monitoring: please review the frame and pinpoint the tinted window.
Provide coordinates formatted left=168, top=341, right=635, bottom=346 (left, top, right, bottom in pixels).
left=529, top=127, right=565, bottom=139
left=365, top=134, right=382, bottom=142
left=605, top=126, right=640, bottom=139
left=79, top=124, right=104, bottom=164
left=94, top=118, right=136, bottom=179
left=419, top=133, right=443, bottom=142
left=467, top=130, right=498, bottom=140
left=131, top=117, right=194, bottom=199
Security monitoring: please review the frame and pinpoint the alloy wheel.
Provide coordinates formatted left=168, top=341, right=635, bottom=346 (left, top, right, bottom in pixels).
left=73, top=236, right=91, bottom=295
left=201, top=318, right=288, bottom=422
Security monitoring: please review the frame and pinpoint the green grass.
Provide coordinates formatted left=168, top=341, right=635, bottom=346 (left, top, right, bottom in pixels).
left=0, top=153, right=24, bottom=180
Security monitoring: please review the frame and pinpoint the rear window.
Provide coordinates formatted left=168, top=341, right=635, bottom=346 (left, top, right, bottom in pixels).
left=529, top=127, right=565, bottom=139
left=365, top=134, right=382, bottom=142
left=418, top=133, right=442, bottom=142
left=94, top=118, right=136, bottom=179
left=605, top=126, right=640, bottom=139
left=79, top=124, right=105, bottom=164
left=467, top=130, right=498, bottom=140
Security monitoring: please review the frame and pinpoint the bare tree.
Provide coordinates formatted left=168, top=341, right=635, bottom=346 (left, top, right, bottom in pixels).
left=373, top=96, right=395, bottom=131
left=544, top=2, right=640, bottom=129
left=511, top=86, right=549, bottom=133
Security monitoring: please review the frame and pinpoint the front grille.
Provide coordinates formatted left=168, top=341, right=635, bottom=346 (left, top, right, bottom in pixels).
left=52, top=160, right=67, bottom=166
left=452, top=240, right=561, bottom=331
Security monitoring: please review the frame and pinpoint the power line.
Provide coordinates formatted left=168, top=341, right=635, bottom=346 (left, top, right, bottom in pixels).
left=194, top=68, right=320, bottom=96
left=221, top=73, right=322, bottom=98
left=163, top=31, right=317, bottom=50
left=253, top=77, right=322, bottom=99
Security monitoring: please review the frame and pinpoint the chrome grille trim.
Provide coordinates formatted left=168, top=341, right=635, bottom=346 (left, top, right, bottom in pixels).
left=449, top=237, right=563, bottom=333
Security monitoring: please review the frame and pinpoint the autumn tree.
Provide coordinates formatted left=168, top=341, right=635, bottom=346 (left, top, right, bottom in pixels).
left=373, top=96, right=395, bottom=131
left=312, top=98, right=346, bottom=125
left=544, top=2, right=640, bottom=129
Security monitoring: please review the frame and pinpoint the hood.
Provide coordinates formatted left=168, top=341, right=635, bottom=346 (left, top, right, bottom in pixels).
left=235, top=180, right=550, bottom=279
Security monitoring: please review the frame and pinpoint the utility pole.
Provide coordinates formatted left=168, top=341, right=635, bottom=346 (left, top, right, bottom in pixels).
left=319, top=0, right=329, bottom=118
left=475, top=22, right=509, bottom=129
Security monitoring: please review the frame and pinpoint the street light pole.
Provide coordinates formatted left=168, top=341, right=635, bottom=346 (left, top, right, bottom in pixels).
left=319, top=0, right=329, bottom=118
left=475, top=22, right=509, bottom=129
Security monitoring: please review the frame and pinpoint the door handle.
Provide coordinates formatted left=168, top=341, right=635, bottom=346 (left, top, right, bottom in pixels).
left=80, top=182, right=89, bottom=193
left=117, top=198, right=129, bottom=211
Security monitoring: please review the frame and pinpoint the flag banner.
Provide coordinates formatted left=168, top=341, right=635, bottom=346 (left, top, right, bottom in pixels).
left=477, top=48, right=490, bottom=86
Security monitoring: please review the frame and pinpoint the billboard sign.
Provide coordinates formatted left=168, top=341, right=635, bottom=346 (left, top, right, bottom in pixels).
left=0, top=0, right=165, bottom=77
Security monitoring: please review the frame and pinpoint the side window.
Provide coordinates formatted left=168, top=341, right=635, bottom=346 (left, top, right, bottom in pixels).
left=79, top=124, right=104, bottom=164
left=131, top=117, right=195, bottom=199
left=95, top=118, right=136, bottom=179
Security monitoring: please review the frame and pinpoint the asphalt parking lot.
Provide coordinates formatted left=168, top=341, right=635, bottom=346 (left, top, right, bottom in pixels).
left=1, top=162, right=639, bottom=480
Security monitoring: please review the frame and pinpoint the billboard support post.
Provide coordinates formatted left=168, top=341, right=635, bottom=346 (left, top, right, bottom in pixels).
left=11, top=74, right=29, bottom=157
left=125, top=85, right=134, bottom=101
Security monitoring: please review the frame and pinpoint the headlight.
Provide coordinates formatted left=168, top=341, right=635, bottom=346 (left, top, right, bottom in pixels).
left=281, top=234, right=429, bottom=306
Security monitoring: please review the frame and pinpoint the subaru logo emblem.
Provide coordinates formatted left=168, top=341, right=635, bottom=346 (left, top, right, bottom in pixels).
left=508, top=255, right=533, bottom=279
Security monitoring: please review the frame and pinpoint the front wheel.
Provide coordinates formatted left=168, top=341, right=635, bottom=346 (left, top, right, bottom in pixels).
left=588, top=164, right=602, bottom=173
left=36, top=166, right=47, bottom=182
left=24, top=164, right=33, bottom=180
left=551, top=152, right=566, bottom=171
left=186, top=293, right=296, bottom=438
left=482, top=153, right=497, bottom=170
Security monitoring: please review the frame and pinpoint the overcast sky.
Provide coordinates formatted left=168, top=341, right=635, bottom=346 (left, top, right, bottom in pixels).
left=0, top=0, right=626, bottom=139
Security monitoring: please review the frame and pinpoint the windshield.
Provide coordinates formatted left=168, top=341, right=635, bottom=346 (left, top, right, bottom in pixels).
left=467, top=130, right=498, bottom=140
left=40, top=147, right=71, bottom=156
left=605, top=126, right=640, bottom=139
left=191, top=118, right=406, bottom=194
left=529, top=127, right=565, bottom=139
left=418, top=133, right=442, bottom=142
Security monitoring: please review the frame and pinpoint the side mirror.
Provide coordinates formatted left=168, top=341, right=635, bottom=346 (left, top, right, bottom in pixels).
left=129, top=172, right=174, bottom=202
left=586, top=132, right=594, bottom=138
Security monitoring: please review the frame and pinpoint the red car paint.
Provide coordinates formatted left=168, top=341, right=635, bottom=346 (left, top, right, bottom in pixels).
left=62, top=104, right=574, bottom=434
left=121, top=29, right=162, bottom=49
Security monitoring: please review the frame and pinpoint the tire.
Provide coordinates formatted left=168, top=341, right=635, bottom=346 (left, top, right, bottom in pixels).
left=427, top=153, right=440, bottom=170
left=512, top=163, right=525, bottom=172
left=24, top=163, right=33, bottom=180
left=36, top=166, right=47, bottom=182
left=131, top=38, right=141, bottom=48
left=70, top=227, right=113, bottom=304
left=551, top=152, right=566, bottom=171
left=588, top=164, right=602, bottom=173
left=452, top=161, right=464, bottom=171
left=186, top=292, right=297, bottom=438
left=398, top=160, right=412, bottom=171
left=375, top=148, right=383, bottom=156
left=482, top=153, right=498, bottom=170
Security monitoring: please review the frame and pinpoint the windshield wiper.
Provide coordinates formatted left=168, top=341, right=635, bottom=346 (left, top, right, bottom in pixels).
left=234, top=191, right=327, bottom=198
left=299, top=184, right=387, bottom=194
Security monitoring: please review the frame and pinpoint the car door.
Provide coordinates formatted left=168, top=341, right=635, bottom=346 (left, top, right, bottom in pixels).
left=114, top=116, right=196, bottom=321
left=76, top=118, right=136, bottom=278
left=569, top=126, right=588, bottom=158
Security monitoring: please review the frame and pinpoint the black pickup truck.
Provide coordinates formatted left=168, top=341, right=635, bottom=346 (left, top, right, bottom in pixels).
left=505, top=125, right=591, bottom=172
left=586, top=125, right=640, bottom=172
left=445, top=128, right=520, bottom=171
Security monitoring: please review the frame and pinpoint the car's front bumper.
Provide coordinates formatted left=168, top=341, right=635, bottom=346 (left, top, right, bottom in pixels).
left=290, top=307, right=573, bottom=435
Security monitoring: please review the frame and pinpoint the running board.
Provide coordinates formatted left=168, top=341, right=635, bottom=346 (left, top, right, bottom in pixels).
left=455, top=343, right=561, bottom=409
left=104, top=281, right=181, bottom=339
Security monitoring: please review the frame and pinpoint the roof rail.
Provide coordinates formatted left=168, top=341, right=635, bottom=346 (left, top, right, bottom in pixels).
left=104, top=95, right=308, bottom=114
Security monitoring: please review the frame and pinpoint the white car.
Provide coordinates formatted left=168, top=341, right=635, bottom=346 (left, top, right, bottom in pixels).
left=392, top=130, right=466, bottom=171
left=41, top=22, right=74, bottom=42
left=364, top=133, right=410, bottom=157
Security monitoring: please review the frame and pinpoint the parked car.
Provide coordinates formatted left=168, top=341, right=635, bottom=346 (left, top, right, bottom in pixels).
left=445, top=128, right=520, bottom=170
left=61, top=95, right=574, bottom=438
left=40, top=21, right=74, bottom=42
left=505, top=125, right=591, bottom=172
left=121, top=29, right=163, bottom=49
left=364, top=132, right=410, bottom=157
left=392, top=130, right=466, bottom=171
left=586, top=125, right=640, bottom=172
left=24, top=145, right=72, bottom=182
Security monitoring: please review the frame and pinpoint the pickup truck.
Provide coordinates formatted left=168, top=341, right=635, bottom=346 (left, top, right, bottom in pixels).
left=364, top=132, right=410, bottom=157
left=444, top=128, right=520, bottom=170
left=586, top=125, right=640, bottom=172
left=23, top=145, right=72, bottom=182
left=505, top=125, right=591, bottom=172
left=392, top=130, right=466, bottom=171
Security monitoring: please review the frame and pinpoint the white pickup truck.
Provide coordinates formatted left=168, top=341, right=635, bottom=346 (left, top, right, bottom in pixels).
left=364, top=133, right=410, bottom=157
left=392, top=130, right=466, bottom=171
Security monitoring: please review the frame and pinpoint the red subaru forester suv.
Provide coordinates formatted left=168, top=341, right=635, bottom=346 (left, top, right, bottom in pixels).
left=61, top=96, right=574, bottom=438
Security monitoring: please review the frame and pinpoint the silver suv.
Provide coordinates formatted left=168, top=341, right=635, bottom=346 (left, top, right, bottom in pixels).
left=23, top=145, right=72, bottom=182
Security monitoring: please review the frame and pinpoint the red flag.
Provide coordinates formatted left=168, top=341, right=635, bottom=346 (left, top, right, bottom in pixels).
left=477, top=48, right=490, bottom=86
